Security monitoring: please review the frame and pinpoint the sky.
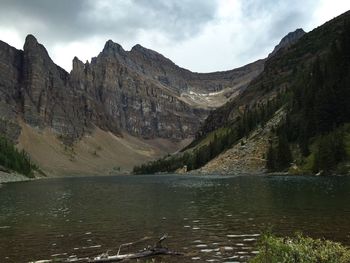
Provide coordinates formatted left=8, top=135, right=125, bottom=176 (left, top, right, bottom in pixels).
left=0, top=0, right=350, bottom=73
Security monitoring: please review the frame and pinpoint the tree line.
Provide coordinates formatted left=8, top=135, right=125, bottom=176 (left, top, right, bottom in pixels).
left=0, top=136, right=37, bottom=177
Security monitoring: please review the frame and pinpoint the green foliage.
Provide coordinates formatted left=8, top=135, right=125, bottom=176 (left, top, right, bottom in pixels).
left=313, top=129, right=347, bottom=173
left=290, top=125, right=350, bottom=174
left=288, top=22, right=350, bottom=152
left=266, top=132, right=293, bottom=172
left=250, top=233, right=350, bottom=263
left=0, top=136, right=37, bottom=178
left=276, top=134, right=292, bottom=170
left=266, top=19, right=350, bottom=173
left=266, top=143, right=276, bottom=171
left=345, top=125, right=350, bottom=157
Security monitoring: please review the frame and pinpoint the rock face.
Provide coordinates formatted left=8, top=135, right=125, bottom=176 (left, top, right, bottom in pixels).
left=0, top=35, right=264, bottom=144
left=21, top=35, right=87, bottom=143
left=68, top=41, right=210, bottom=139
left=0, top=40, right=22, bottom=120
left=268, top=28, right=306, bottom=58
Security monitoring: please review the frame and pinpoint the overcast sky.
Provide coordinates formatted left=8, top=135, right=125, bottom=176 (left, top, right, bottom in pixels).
left=0, top=0, right=349, bottom=72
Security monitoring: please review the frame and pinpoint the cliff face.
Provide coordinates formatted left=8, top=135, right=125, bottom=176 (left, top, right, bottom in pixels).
left=0, top=40, right=22, bottom=120
left=0, top=35, right=264, bottom=144
left=127, top=43, right=264, bottom=96
left=21, top=35, right=87, bottom=143
left=69, top=41, right=207, bottom=139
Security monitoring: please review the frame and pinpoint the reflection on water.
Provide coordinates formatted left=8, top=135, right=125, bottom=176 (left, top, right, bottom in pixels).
left=1, top=175, right=350, bottom=262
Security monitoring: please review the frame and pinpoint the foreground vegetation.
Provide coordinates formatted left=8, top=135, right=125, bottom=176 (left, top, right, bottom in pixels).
left=0, top=136, right=38, bottom=178
left=250, top=233, right=350, bottom=263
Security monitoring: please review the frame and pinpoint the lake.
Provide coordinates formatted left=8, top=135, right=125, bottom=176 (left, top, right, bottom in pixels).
left=1, top=175, right=350, bottom=262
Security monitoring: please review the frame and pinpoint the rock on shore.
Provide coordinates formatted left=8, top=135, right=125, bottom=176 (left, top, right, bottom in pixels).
left=0, top=171, right=31, bottom=184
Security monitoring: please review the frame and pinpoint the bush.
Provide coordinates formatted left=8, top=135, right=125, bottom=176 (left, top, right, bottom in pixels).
left=250, top=233, right=350, bottom=263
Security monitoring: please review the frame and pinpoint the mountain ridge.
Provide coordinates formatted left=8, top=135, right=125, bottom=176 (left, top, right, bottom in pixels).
left=0, top=33, right=262, bottom=175
left=190, top=11, right=350, bottom=175
left=133, top=10, right=350, bottom=175
left=0, top=27, right=306, bottom=175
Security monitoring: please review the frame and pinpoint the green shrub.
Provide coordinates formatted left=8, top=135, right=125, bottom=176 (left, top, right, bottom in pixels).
left=250, top=233, right=350, bottom=263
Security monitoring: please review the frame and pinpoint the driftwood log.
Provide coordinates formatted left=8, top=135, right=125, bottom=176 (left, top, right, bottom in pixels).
left=31, top=234, right=183, bottom=263
left=86, top=247, right=182, bottom=262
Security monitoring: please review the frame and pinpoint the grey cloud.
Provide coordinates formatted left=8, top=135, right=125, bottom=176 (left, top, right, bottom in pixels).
left=241, top=0, right=316, bottom=37
left=131, top=0, right=217, bottom=38
left=0, top=0, right=88, bottom=46
left=235, top=0, right=319, bottom=62
left=0, top=0, right=337, bottom=72
left=0, top=0, right=219, bottom=45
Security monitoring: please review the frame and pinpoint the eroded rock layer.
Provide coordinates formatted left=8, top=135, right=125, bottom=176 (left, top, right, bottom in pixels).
left=0, top=35, right=264, bottom=143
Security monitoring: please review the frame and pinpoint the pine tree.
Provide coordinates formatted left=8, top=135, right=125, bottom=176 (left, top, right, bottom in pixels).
left=275, top=133, right=292, bottom=171
left=266, top=143, right=276, bottom=172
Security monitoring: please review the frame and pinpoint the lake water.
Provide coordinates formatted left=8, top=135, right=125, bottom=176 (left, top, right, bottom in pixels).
left=1, top=175, right=350, bottom=262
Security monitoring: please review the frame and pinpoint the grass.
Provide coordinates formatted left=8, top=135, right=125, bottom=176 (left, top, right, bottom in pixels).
left=249, top=233, right=350, bottom=263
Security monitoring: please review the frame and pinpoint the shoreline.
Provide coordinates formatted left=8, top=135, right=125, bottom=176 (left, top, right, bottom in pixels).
left=1, top=170, right=347, bottom=185
left=0, top=171, right=33, bottom=184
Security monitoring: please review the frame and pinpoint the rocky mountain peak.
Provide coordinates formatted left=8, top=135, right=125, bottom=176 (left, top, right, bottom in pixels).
left=131, top=44, right=144, bottom=51
left=294, top=28, right=306, bottom=35
left=24, top=34, right=38, bottom=47
left=102, top=40, right=125, bottom=55
left=280, top=28, right=305, bottom=44
left=72, top=56, right=85, bottom=72
left=269, top=28, right=306, bottom=58
left=23, top=34, right=52, bottom=62
left=130, top=44, right=155, bottom=55
left=130, top=44, right=171, bottom=63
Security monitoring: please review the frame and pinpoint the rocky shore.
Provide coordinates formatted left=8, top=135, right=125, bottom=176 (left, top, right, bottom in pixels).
left=0, top=171, right=31, bottom=184
left=195, top=109, right=285, bottom=175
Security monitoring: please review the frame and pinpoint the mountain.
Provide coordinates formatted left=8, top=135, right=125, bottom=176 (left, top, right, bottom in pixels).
left=268, top=28, right=306, bottom=58
left=0, top=34, right=266, bottom=175
left=134, top=11, right=350, bottom=175
left=197, top=13, right=348, bottom=139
